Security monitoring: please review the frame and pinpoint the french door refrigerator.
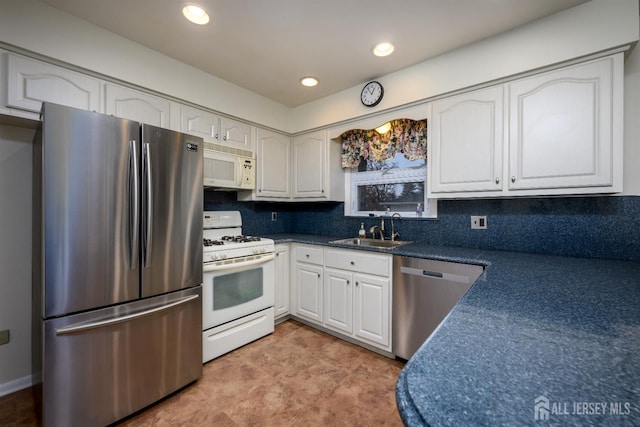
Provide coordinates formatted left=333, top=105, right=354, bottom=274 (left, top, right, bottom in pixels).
left=32, top=103, right=204, bottom=426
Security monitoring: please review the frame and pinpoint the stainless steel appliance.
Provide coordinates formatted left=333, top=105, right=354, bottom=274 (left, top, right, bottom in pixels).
left=32, top=103, right=204, bottom=426
left=392, top=256, right=483, bottom=360
left=202, top=211, right=275, bottom=362
left=203, top=142, right=255, bottom=189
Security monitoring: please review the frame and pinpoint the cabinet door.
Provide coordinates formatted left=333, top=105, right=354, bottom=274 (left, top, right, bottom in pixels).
left=105, top=83, right=171, bottom=128
left=294, top=262, right=323, bottom=324
left=292, top=130, right=325, bottom=198
left=180, top=105, right=220, bottom=143
left=274, top=245, right=290, bottom=319
left=508, top=55, right=619, bottom=190
left=256, top=128, right=291, bottom=198
left=429, top=85, right=504, bottom=194
left=354, top=274, right=390, bottom=349
left=220, top=117, right=253, bottom=152
left=323, top=268, right=353, bottom=335
left=6, top=53, right=101, bottom=113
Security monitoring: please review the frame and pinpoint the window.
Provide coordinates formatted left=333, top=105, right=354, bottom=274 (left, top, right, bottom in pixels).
left=345, top=153, right=435, bottom=218
left=340, top=118, right=436, bottom=218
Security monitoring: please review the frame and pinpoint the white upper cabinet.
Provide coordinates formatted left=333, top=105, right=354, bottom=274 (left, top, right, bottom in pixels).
left=428, top=52, right=623, bottom=198
left=507, top=55, right=620, bottom=191
left=254, top=127, right=291, bottom=198
left=179, top=105, right=219, bottom=143
left=429, top=85, right=504, bottom=194
left=5, top=53, right=101, bottom=115
left=221, top=117, right=253, bottom=151
left=292, top=129, right=344, bottom=201
left=180, top=104, right=253, bottom=151
left=241, top=128, right=344, bottom=202
left=105, top=83, right=173, bottom=128
left=292, top=130, right=325, bottom=198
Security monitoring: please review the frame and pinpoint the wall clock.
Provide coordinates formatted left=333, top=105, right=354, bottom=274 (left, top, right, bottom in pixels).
left=360, top=81, right=384, bottom=107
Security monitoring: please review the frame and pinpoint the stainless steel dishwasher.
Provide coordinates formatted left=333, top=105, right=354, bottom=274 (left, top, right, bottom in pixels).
left=392, top=256, right=483, bottom=360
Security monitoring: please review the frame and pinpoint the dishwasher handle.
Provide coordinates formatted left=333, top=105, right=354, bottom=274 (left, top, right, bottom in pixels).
left=399, top=266, right=473, bottom=284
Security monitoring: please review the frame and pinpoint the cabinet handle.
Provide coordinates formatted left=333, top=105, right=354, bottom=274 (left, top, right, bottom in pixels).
left=215, top=133, right=219, bottom=139
left=350, top=261, right=355, bottom=265
left=306, top=254, right=310, bottom=258
left=317, top=273, right=321, bottom=278
left=511, top=176, right=516, bottom=183
left=347, top=280, right=350, bottom=285
left=223, top=135, right=227, bottom=141
left=495, top=177, right=500, bottom=184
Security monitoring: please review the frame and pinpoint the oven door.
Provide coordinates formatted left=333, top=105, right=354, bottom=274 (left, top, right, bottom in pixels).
left=202, top=253, right=275, bottom=330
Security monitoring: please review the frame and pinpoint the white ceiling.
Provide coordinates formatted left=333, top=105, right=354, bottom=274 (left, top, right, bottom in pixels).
left=38, top=0, right=588, bottom=107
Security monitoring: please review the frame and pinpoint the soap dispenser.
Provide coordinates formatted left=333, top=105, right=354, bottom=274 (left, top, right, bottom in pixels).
left=358, top=223, right=366, bottom=238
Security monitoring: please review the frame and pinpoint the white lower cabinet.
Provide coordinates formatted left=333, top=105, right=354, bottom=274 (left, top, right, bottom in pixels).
left=324, top=268, right=353, bottom=334
left=292, top=245, right=324, bottom=324
left=291, top=244, right=392, bottom=353
left=353, top=273, right=390, bottom=348
left=274, top=244, right=290, bottom=319
left=324, top=249, right=391, bottom=351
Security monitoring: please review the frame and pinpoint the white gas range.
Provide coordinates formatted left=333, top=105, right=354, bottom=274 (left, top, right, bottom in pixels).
left=202, top=211, right=275, bottom=363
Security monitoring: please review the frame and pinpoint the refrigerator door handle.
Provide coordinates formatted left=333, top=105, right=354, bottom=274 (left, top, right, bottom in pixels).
left=55, top=294, right=199, bottom=335
left=129, top=140, right=139, bottom=270
left=142, top=142, right=153, bottom=267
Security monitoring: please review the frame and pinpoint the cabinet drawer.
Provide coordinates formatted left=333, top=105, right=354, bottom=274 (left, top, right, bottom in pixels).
left=325, top=249, right=390, bottom=277
left=295, top=245, right=324, bottom=265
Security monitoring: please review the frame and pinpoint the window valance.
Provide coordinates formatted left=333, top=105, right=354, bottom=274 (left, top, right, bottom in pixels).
left=339, top=118, right=428, bottom=168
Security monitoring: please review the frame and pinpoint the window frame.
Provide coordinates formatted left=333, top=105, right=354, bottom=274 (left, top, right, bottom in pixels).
left=344, top=163, right=437, bottom=219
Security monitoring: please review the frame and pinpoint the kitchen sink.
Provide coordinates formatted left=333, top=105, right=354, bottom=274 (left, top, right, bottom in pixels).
left=330, top=238, right=411, bottom=250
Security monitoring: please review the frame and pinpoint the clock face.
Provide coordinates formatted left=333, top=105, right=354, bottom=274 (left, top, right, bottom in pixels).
left=361, top=81, right=384, bottom=107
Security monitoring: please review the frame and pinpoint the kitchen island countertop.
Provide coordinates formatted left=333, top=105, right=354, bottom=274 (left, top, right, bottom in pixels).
left=266, top=234, right=640, bottom=426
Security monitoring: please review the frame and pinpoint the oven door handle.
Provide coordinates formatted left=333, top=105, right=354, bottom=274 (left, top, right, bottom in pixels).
left=203, top=253, right=275, bottom=272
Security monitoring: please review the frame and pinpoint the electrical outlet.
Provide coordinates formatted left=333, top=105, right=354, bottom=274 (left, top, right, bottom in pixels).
left=271, top=212, right=278, bottom=221
left=0, top=329, right=9, bottom=345
left=471, top=215, right=487, bottom=229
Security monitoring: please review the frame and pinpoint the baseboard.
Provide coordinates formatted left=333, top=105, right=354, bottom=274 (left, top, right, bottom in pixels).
left=0, top=375, right=33, bottom=397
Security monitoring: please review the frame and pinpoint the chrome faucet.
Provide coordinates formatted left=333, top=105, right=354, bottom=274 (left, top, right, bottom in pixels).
left=369, top=225, right=382, bottom=240
left=390, top=213, right=402, bottom=241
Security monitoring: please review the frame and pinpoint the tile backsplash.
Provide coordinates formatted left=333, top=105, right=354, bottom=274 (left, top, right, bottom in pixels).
left=205, top=191, right=640, bottom=261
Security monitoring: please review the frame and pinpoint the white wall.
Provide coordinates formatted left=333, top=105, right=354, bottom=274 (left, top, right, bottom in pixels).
left=0, top=125, right=34, bottom=394
left=291, top=0, right=639, bottom=132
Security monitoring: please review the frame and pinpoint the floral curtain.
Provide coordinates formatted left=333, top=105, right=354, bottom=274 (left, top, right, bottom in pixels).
left=339, top=118, right=428, bottom=168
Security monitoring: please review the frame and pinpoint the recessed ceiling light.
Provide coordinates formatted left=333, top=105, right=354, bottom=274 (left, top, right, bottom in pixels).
left=183, top=4, right=210, bottom=25
left=373, top=42, right=394, bottom=57
left=300, top=77, right=318, bottom=87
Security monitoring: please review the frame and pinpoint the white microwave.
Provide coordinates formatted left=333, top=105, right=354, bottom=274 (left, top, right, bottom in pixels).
left=203, top=142, right=255, bottom=190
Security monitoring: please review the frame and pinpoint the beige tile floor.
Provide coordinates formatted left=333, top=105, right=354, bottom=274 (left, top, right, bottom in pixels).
left=0, top=319, right=406, bottom=426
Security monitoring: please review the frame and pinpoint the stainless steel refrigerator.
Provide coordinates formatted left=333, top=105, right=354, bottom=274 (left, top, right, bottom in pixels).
left=32, top=103, right=204, bottom=426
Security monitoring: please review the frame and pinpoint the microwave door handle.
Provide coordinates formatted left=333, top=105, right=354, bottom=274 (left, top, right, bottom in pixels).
left=203, top=253, right=275, bottom=272
left=142, top=142, right=153, bottom=267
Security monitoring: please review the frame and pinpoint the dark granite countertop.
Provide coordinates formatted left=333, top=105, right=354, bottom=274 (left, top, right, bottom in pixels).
left=265, top=233, right=640, bottom=426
